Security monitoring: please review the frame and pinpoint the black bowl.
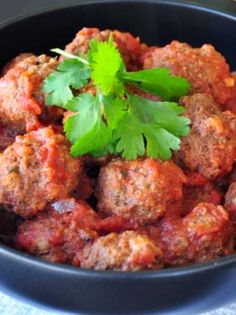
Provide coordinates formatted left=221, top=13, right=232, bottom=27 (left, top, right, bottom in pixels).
left=0, top=1, right=236, bottom=314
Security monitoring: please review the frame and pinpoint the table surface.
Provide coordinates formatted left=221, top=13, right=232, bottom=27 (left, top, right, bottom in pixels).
left=0, top=0, right=236, bottom=314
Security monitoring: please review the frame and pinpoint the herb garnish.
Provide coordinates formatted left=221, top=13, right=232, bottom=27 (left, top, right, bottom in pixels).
left=43, top=36, right=191, bottom=160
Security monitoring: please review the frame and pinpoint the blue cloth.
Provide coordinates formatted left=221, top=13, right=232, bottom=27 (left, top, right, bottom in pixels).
left=0, top=291, right=59, bottom=315
left=0, top=290, right=236, bottom=315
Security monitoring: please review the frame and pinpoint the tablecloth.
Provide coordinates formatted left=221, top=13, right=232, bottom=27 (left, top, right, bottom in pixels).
left=1, top=289, right=236, bottom=315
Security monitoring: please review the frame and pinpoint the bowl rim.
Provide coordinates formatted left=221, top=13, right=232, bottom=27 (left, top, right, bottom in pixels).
left=1, top=242, right=236, bottom=279
left=0, top=0, right=235, bottom=29
left=0, top=0, right=236, bottom=279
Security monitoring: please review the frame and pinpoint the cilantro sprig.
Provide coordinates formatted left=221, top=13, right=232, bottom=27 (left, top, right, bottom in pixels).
left=43, top=36, right=191, bottom=160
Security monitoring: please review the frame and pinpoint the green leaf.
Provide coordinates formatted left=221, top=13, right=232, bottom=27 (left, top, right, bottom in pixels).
left=155, top=115, right=190, bottom=137
left=43, top=40, right=191, bottom=162
left=43, top=72, right=73, bottom=107
left=70, top=117, right=112, bottom=157
left=42, top=59, right=90, bottom=106
left=91, top=142, right=117, bottom=157
left=144, top=125, right=180, bottom=160
left=120, top=68, right=191, bottom=100
left=114, top=114, right=145, bottom=160
left=113, top=94, right=190, bottom=160
left=64, top=93, right=98, bottom=143
left=103, top=95, right=127, bottom=129
left=128, top=93, right=190, bottom=137
left=87, top=39, right=99, bottom=65
left=89, top=36, right=125, bottom=95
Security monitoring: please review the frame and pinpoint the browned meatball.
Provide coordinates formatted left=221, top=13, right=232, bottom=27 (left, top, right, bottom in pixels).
left=16, top=199, right=99, bottom=264
left=96, top=158, right=186, bottom=224
left=16, top=199, right=151, bottom=267
left=224, top=181, right=236, bottom=232
left=159, top=203, right=233, bottom=266
left=2, top=53, right=34, bottom=75
left=143, top=41, right=234, bottom=106
left=0, top=124, right=20, bottom=151
left=159, top=217, right=191, bottom=266
left=175, top=93, right=236, bottom=180
left=225, top=72, right=236, bottom=113
left=225, top=182, right=236, bottom=213
left=181, top=92, right=221, bottom=119
left=80, top=231, right=163, bottom=271
left=63, top=27, right=148, bottom=71
left=0, top=127, right=82, bottom=218
left=183, top=203, right=233, bottom=263
left=183, top=182, right=222, bottom=215
left=0, top=55, right=58, bottom=133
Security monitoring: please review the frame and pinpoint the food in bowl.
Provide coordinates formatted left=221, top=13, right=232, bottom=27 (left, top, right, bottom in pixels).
left=0, top=27, right=236, bottom=271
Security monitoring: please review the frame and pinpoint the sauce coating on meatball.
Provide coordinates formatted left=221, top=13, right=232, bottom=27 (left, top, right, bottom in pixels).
left=96, top=158, right=186, bottom=224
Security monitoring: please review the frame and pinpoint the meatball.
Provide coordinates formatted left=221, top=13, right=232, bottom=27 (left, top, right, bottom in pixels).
left=96, top=158, right=186, bottom=224
left=224, top=181, right=236, bottom=232
left=175, top=93, right=236, bottom=180
left=0, top=124, right=20, bottom=151
left=0, top=55, right=58, bottom=133
left=181, top=92, right=221, bottom=119
left=185, top=171, right=208, bottom=186
left=16, top=199, right=99, bottom=265
left=16, top=199, right=142, bottom=266
left=183, top=203, right=233, bottom=263
left=225, top=72, right=236, bottom=113
left=0, top=127, right=82, bottom=218
left=80, top=231, right=163, bottom=271
left=143, top=41, right=234, bottom=105
left=159, top=203, right=233, bottom=266
left=183, top=182, right=222, bottom=215
left=225, top=182, right=236, bottom=213
left=159, top=217, right=191, bottom=266
left=63, top=27, right=148, bottom=71
left=2, top=53, right=34, bottom=75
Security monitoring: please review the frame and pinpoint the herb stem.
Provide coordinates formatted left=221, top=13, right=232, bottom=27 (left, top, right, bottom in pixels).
left=51, top=48, right=89, bottom=65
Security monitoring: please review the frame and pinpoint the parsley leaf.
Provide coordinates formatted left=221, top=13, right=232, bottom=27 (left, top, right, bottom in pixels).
left=64, top=92, right=113, bottom=157
left=90, top=36, right=125, bottom=95
left=128, top=93, right=190, bottom=137
left=114, top=94, right=190, bottom=160
left=103, top=95, right=127, bottom=129
left=43, top=35, right=191, bottom=161
left=43, top=59, right=90, bottom=106
left=64, top=93, right=98, bottom=143
left=87, top=39, right=99, bottom=65
left=144, top=125, right=181, bottom=160
left=70, top=116, right=112, bottom=157
left=114, top=113, right=145, bottom=160
left=120, top=68, right=190, bottom=100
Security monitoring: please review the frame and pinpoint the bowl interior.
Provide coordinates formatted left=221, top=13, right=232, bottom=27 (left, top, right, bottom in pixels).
left=0, top=0, right=236, bottom=273
left=0, top=0, right=236, bottom=274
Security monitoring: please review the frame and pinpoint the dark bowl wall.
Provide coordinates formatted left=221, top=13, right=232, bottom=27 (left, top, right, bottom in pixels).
left=0, top=1, right=236, bottom=314
left=0, top=0, right=236, bottom=69
left=2, top=246, right=236, bottom=315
